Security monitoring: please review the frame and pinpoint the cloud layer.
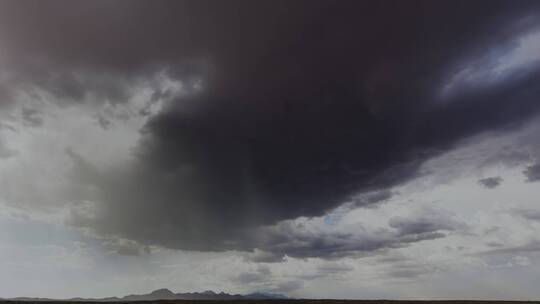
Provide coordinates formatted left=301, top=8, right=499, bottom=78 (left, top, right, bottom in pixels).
left=1, top=0, right=540, bottom=258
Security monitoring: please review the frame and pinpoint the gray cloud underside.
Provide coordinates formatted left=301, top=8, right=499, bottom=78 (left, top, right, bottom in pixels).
left=478, top=176, right=504, bottom=189
left=244, top=210, right=462, bottom=260
left=524, top=162, right=540, bottom=182
left=2, top=0, right=540, bottom=257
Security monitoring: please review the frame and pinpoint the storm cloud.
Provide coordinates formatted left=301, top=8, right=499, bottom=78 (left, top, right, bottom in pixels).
left=2, top=0, right=540, bottom=257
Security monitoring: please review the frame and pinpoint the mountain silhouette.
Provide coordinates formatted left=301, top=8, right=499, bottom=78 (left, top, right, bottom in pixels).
left=4, top=289, right=289, bottom=301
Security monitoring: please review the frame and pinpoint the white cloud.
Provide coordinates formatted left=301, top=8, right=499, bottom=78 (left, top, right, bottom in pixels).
left=440, top=25, right=540, bottom=99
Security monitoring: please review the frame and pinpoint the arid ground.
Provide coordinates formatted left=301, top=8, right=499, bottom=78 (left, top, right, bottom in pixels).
left=2, top=301, right=540, bottom=304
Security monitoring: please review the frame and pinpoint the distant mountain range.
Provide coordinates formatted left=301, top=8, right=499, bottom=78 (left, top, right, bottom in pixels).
left=3, top=288, right=289, bottom=301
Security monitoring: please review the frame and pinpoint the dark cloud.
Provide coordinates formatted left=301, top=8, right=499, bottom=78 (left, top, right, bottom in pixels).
left=0, top=64, right=141, bottom=108
left=477, top=176, right=504, bottom=189
left=21, top=107, right=44, bottom=127
left=524, top=162, right=540, bottom=182
left=1, top=0, right=540, bottom=256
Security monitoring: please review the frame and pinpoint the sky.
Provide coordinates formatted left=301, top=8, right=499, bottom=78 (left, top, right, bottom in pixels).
left=1, top=0, right=540, bottom=300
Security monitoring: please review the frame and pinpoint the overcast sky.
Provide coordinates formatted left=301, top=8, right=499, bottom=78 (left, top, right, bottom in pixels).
left=2, top=0, right=540, bottom=300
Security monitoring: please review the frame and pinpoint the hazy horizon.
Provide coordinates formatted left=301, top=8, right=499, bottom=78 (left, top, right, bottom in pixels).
left=1, top=0, right=540, bottom=300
